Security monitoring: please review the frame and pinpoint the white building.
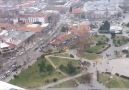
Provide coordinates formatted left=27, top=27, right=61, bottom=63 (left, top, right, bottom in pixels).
left=110, top=25, right=123, bottom=33
left=83, top=0, right=122, bottom=20
left=18, top=14, right=48, bottom=24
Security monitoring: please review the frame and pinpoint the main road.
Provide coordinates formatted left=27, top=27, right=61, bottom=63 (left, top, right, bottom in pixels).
left=1, top=21, right=63, bottom=82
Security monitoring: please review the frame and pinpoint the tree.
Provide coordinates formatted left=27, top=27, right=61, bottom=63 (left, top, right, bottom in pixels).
left=61, top=26, right=68, bottom=32
left=53, top=78, right=58, bottom=82
left=38, top=61, right=46, bottom=72
left=48, top=16, right=52, bottom=23
left=77, top=31, right=93, bottom=58
left=82, top=73, right=93, bottom=84
left=111, top=33, right=116, bottom=39
left=67, top=62, right=76, bottom=74
left=69, top=6, right=72, bottom=12
left=59, top=64, right=65, bottom=70
left=13, top=75, right=19, bottom=79
left=126, top=23, right=129, bottom=27
left=46, top=64, right=54, bottom=73
left=70, top=54, right=74, bottom=58
left=99, top=21, right=110, bottom=32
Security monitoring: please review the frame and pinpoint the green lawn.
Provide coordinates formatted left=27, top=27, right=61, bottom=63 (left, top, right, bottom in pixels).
left=86, top=45, right=107, bottom=54
left=9, top=59, right=65, bottom=89
left=86, top=35, right=109, bottom=54
left=113, top=36, right=129, bottom=47
left=98, top=73, right=129, bottom=88
left=82, top=52, right=102, bottom=60
left=52, top=80, right=77, bottom=88
left=76, top=75, right=85, bottom=84
left=49, top=57, right=80, bottom=68
left=49, top=57, right=81, bottom=75
left=54, top=53, right=70, bottom=57
left=92, top=35, right=109, bottom=44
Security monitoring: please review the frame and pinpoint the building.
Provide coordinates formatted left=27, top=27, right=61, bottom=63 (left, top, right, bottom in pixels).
left=83, top=0, right=122, bottom=20
left=72, top=8, right=82, bottom=18
left=0, top=22, right=49, bottom=53
left=17, top=14, right=48, bottom=24
left=0, top=6, right=19, bottom=18
left=51, top=23, right=91, bottom=49
left=110, top=25, right=123, bottom=34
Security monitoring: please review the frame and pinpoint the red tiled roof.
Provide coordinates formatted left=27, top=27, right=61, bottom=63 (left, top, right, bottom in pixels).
left=0, top=23, right=44, bottom=32
left=72, top=8, right=82, bottom=14
left=51, top=24, right=91, bottom=45
left=18, top=24, right=44, bottom=32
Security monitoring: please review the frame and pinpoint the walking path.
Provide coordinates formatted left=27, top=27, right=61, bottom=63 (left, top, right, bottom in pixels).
left=38, top=73, right=83, bottom=90
left=43, top=52, right=107, bottom=90
left=45, top=55, right=80, bottom=85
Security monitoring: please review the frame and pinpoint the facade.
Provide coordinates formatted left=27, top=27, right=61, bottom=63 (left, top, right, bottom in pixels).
left=18, top=14, right=48, bottom=24
left=83, top=0, right=122, bottom=20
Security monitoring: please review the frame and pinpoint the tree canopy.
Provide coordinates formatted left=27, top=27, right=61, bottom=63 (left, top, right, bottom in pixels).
left=99, top=21, right=110, bottom=32
left=61, top=26, right=68, bottom=32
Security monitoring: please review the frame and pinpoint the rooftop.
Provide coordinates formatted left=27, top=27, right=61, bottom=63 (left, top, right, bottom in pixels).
left=72, top=8, right=82, bottom=14
left=51, top=24, right=91, bottom=45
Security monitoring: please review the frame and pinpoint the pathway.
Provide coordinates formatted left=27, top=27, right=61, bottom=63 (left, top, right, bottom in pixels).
left=45, top=55, right=80, bottom=85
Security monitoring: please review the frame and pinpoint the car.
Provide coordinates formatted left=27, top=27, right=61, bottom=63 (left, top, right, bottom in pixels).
left=0, top=75, right=6, bottom=80
left=5, top=70, right=12, bottom=76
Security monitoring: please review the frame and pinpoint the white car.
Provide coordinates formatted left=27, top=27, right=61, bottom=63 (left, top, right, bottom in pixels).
left=122, top=47, right=129, bottom=51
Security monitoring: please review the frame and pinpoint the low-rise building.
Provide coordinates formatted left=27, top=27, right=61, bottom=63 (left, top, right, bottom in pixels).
left=0, top=22, right=49, bottom=53
left=110, top=25, right=123, bottom=34
left=17, top=13, right=48, bottom=24
left=51, top=23, right=91, bottom=49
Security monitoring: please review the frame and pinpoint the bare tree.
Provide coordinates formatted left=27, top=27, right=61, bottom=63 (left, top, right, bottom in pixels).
left=77, top=31, right=93, bottom=60
left=82, top=73, right=93, bottom=84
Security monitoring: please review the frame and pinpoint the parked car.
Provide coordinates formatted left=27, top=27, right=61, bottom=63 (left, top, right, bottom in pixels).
left=5, top=70, right=12, bottom=77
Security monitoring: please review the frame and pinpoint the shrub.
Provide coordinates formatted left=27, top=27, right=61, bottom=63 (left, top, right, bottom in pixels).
left=70, top=54, right=74, bottom=58
left=45, top=79, right=49, bottom=83
left=13, top=75, right=18, bottom=79
left=53, top=78, right=58, bottom=82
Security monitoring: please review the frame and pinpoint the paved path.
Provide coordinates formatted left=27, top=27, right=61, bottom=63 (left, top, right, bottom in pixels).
left=47, top=50, right=107, bottom=89
left=45, top=55, right=80, bottom=85
left=38, top=73, right=83, bottom=90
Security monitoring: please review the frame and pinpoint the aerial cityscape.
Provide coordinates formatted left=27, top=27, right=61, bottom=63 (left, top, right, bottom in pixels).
left=0, top=0, right=129, bottom=90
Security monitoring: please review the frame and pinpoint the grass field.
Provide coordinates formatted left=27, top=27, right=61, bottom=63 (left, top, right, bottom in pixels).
left=53, top=80, right=77, bottom=88
left=54, top=53, right=70, bottom=57
left=92, top=35, right=109, bottom=44
left=98, top=73, right=129, bottom=88
left=9, top=59, right=65, bottom=89
left=82, top=52, right=102, bottom=60
left=49, top=56, right=81, bottom=75
left=49, top=57, right=80, bottom=68
left=86, top=35, right=109, bottom=54
left=113, top=36, right=129, bottom=47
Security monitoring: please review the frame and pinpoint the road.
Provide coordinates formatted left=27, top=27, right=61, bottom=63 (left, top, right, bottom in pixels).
left=0, top=21, right=63, bottom=82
